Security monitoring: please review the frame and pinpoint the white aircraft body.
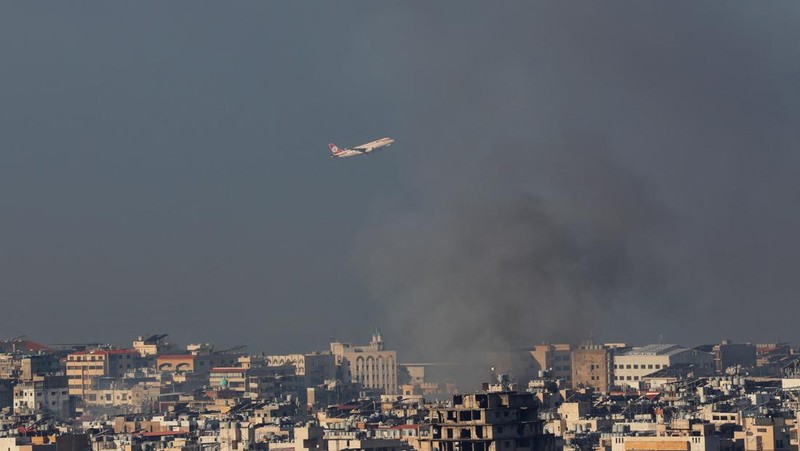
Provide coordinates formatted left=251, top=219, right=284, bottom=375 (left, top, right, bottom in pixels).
left=329, top=137, right=395, bottom=158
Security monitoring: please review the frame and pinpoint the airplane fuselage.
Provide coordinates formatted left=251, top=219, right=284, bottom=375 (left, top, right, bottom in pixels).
left=329, top=137, right=395, bottom=158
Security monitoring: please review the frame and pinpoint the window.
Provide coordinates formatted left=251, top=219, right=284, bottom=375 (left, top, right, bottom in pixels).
left=648, top=364, right=653, bottom=369
left=633, top=365, right=639, bottom=369
left=626, top=365, right=631, bottom=369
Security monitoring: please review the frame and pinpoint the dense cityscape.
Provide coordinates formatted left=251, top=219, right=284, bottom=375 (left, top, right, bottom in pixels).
left=3, top=2, right=799, bottom=451
left=2, top=333, right=800, bottom=451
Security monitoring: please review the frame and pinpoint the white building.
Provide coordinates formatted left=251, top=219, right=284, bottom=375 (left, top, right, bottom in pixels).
left=613, top=344, right=713, bottom=389
left=13, top=376, right=71, bottom=418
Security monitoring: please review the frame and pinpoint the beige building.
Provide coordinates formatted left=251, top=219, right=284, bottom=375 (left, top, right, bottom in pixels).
left=266, top=352, right=337, bottom=387
left=66, top=349, right=140, bottom=398
left=571, top=344, right=613, bottom=393
left=132, top=334, right=173, bottom=357
left=610, top=434, right=720, bottom=451
left=331, top=333, right=397, bottom=395
left=734, top=417, right=791, bottom=451
left=157, top=353, right=239, bottom=374
left=530, top=344, right=572, bottom=384
left=613, top=345, right=713, bottom=389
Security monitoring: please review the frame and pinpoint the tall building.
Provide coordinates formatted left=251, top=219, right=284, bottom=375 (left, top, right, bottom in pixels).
left=571, top=343, right=613, bottom=393
left=331, top=332, right=397, bottom=395
left=422, top=391, right=555, bottom=451
left=530, top=344, right=572, bottom=384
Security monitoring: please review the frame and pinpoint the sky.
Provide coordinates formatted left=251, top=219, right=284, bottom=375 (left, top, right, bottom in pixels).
left=0, top=2, right=798, bottom=359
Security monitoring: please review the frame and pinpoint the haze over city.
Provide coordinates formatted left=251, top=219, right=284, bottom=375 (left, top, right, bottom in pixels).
left=1, top=2, right=799, bottom=361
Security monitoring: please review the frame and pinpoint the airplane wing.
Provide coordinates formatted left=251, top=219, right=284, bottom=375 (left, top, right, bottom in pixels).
left=354, top=139, right=383, bottom=150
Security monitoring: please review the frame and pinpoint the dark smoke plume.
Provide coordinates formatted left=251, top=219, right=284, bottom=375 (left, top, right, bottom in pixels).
left=353, top=3, right=800, bottom=371
left=357, top=141, right=675, bottom=363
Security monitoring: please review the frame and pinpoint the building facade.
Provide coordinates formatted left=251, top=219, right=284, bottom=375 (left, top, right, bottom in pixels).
left=423, top=391, right=555, bottom=451
left=331, top=333, right=397, bottom=395
left=13, top=376, right=71, bottom=418
left=66, top=349, right=140, bottom=398
left=613, top=344, right=713, bottom=389
left=530, top=344, right=572, bottom=384
left=571, top=344, right=613, bottom=393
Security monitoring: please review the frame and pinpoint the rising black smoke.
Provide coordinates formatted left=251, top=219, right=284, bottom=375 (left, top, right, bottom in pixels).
left=353, top=2, right=800, bottom=365
left=357, top=140, right=676, bottom=363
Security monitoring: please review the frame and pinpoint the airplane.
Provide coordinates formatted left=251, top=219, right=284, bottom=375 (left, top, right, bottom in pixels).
left=329, top=137, right=395, bottom=158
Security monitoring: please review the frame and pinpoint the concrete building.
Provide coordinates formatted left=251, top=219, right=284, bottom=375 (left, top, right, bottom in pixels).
left=13, top=375, right=71, bottom=418
left=156, top=353, right=240, bottom=375
left=132, top=334, right=173, bottom=357
left=712, top=341, right=756, bottom=373
left=209, top=365, right=301, bottom=401
left=422, top=391, right=555, bottom=451
left=734, top=417, right=792, bottom=451
left=571, top=344, right=613, bottom=393
left=21, top=354, right=62, bottom=381
left=613, top=345, right=713, bottom=389
left=66, top=349, right=141, bottom=397
left=331, top=333, right=397, bottom=395
left=610, top=434, right=720, bottom=451
left=530, top=344, right=572, bottom=384
left=266, top=352, right=337, bottom=387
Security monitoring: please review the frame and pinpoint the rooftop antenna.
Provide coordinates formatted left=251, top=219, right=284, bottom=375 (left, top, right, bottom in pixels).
left=659, top=333, right=663, bottom=344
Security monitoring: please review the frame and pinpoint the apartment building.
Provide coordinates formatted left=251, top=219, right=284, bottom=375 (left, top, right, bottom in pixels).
left=66, top=349, right=140, bottom=397
left=734, top=417, right=792, bottom=451
left=266, top=352, right=336, bottom=387
left=209, top=365, right=301, bottom=401
left=422, top=391, right=555, bottom=451
left=13, top=375, right=71, bottom=418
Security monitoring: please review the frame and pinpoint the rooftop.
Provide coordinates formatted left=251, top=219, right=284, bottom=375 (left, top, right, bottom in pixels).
left=620, top=344, right=686, bottom=357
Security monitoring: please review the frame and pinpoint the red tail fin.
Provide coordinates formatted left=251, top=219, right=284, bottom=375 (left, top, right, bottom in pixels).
left=328, top=143, right=343, bottom=155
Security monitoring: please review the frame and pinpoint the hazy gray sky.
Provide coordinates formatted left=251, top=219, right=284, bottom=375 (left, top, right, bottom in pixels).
left=1, top=2, right=798, bottom=357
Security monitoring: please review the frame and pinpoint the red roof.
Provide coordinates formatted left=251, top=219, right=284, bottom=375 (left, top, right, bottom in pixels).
left=390, top=424, right=421, bottom=430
